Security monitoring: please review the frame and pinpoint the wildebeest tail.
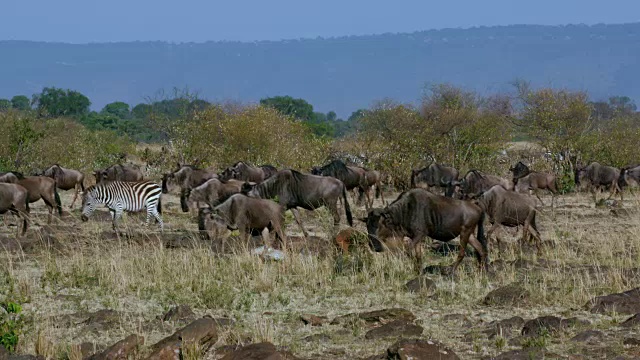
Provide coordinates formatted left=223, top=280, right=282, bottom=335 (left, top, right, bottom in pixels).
left=54, top=188, right=62, bottom=215
left=410, top=170, right=416, bottom=188
left=476, top=211, right=488, bottom=254
left=618, top=167, right=628, bottom=189
left=342, top=185, right=353, bottom=226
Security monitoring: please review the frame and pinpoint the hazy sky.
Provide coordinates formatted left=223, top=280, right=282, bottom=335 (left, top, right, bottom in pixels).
left=2, top=0, right=640, bottom=43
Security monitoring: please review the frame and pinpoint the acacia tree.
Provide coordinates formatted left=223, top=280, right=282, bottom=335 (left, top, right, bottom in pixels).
left=33, top=87, right=91, bottom=118
left=11, top=95, right=30, bottom=111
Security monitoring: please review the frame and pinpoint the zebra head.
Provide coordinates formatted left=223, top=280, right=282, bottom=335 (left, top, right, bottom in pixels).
left=81, top=187, right=98, bottom=222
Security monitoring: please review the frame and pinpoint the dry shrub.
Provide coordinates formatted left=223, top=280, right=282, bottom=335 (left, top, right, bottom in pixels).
left=171, top=105, right=330, bottom=170
left=0, top=111, right=134, bottom=173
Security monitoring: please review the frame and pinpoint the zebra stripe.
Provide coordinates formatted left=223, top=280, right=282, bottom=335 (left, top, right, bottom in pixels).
left=81, top=180, right=163, bottom=230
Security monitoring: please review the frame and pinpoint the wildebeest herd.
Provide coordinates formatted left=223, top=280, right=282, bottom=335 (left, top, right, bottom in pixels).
left=1, top=158, right=638, bottom=272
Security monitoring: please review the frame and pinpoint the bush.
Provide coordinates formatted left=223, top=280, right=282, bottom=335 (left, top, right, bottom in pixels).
left=171, top=105, right=330, bottom=170
left=0, top=111, right=134, bottom=173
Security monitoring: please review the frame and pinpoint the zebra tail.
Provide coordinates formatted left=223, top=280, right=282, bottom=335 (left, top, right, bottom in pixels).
left=157, top=196, right=162, bottom=214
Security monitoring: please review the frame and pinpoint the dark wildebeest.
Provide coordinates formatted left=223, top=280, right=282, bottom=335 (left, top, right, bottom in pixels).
left=242, top=169, right=353, bottom=238
left=167, top=164, right=218, bottom=212
left=361, top=188, right=488, bottom=273
left=219, top=162, right=278, bottom=183
left=410, top=163, right=460, bottom=197
left=0, top=183, right=30, bottom=237
left=42, top=164, right=85, bottom=208
left=311, top=160, right=374, bottom=208
left=575, top=162, right=622, bottom=201
left=0, top=172, right=62, bottom=224
left=198, top=194, right=285, bottom=248
left=454, top=170, right=513, bottom=199
left=161, top=173, right=179, bottom=194
left=475, top=185, right=542, bottom=255
left=94, top=164, right=143, bottom=183
left=188, top=178, right=245, bottom=209
left=618, top=164, right=640, bottom=191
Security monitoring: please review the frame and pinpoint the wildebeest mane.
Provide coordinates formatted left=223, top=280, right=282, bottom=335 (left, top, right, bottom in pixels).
left=8, top=171, right=25, bottom=179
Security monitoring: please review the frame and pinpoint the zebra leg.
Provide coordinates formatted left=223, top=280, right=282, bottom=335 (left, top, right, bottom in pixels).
left=147, top=207, right=164, bottom=231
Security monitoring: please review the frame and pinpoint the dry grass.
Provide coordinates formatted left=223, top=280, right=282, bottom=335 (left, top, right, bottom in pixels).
left=1, top=188, right=640, bottom=359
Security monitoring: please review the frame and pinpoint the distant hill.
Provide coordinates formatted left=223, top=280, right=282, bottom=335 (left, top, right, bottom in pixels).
left=1, top=23, right=639, bottom=116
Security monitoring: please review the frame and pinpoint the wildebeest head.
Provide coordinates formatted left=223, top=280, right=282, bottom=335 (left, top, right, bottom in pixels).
left=219, top=167, right=236, bottom=181
left=359, top=208, right=392, bottom=252
left=310, top=166, right=321, bottom=175
left=241, top=182, right=257, bottom=196
left=509, top=161, right=530, bottom=182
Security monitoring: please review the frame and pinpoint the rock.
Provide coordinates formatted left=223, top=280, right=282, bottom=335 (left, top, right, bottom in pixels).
left=404, top=276, right=436, bottom=294
left=482, top=284, right=530, bottom=306
left=87, top=334, right=144, bottom=360
left=78, top=343, right=101, bottom=359
left=147, top=317, right=218, bottom=360
left=300, top=314, right=328, bottom=327
left=82, top=309, right=122, bottom=333
left=387, top=339, right=459, bottom=360
left=483, top=316, right=525, bottom=339
left=489, top=348, right=547, bottom=360
left=252, top=246, right=285, bottom=261
left=624, top=337, right=640, bottom=346
left=161, top=305, right=195, bottom=323
left=422, top=264, right=452, bottom=275
left=622, top=313, right=640, bottom=327
left=0, top=346, right=8, bottom=360
left=219, top=342, right=298, bottom=360
left=570, top=330, right=604, bottom=343
left=587, top=288, right=640, bottom=314
left=521, top=316, right=568, bottom=336
left=442, top=314, right=469, bottom=322
left=331, top=308, right=415, bottom=325
left=365, top=320, right=423, bottom=340
left=302, top=334, right=331, bottom=343
left=6, top=356, right=45, bottom=360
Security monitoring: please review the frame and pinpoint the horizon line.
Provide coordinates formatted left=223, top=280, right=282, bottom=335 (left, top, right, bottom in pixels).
left=1, top=21, right=638, bottom=46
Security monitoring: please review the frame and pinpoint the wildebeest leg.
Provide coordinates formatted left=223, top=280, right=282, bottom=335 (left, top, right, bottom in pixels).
left=466, top=234, right=488, bottom=271
left=273, top=222, right=287, bottom=250
left=70, top=184, right=80, bottom=208
left=452, top=228, right=474, bottom=274
left=290, top=208, right=309, bottom=238
left=527, top=212, right=543, bottom=255
left=407, top=235, right=424, bottom=273
left=533, top=189, right=544, bottom=207
left=486, top=222, right=501, bottom=256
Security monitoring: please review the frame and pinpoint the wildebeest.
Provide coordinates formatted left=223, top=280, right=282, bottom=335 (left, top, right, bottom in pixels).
left=219, top=162, right=278, bottom=183
left=198, top=194, right=285, bottom=248
left=358, top=168, right=386, bottom=207
left=361, top=188, right=488, bottom=273
left=410, top=162, right=459, bottom=197
left=42, top=164, right=85, bottom=208
left=509, top=161, right=530, bottom=184
left=0, top=172, right=20, bottom=184
left=618, top=164, right=640, bottom=190
left=242, top=169, right=353, bottom=238
left=188, top=178, right=245, bottom=209
left=94, top=164, right=143, bottom=183
left=454, top=170, right=513, bottom=199
left=514, top=172, right=558, bottom=206
left=311, top=159, right=377, bottom=208
left=166, top=164, right=218, bottom=212
left=575, top=162, right=622, bottom=201
left=0, top=183, right=30, bottom=237
left=0, top=172, right=62, bottom=223
left=475, top=185, right=542, bottom=254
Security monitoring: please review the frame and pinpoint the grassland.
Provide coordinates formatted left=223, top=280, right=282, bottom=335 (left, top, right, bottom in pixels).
left=1, top=187, right=640, bottom=359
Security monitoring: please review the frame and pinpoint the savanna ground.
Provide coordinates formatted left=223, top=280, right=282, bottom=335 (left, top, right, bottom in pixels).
left=1, top=185, right=640, bottom=359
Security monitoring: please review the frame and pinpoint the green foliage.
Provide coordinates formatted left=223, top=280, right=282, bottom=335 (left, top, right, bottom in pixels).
left=33, top=87, right=91, bottom=118
left=101, top=101, right=130, bottom=118
left=0, top=99, right=11, bottom=112
left=0, top=301, right=23, bottom=353
left=0, top=112, right=134, bottom=173
left=132, top=103, right=152, bottom=119
left=10, top=96, right=30, bottom=111
left=260, top=96, right=314, bottom=121
left=171, top=104, right=329, bottom=170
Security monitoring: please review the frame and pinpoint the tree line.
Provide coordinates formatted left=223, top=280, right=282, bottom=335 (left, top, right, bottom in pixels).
left=0, top=88, right=360, bottom=142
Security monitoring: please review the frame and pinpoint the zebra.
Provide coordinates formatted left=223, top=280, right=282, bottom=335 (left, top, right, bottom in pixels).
left=81, top=180, right=163, bottom=230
